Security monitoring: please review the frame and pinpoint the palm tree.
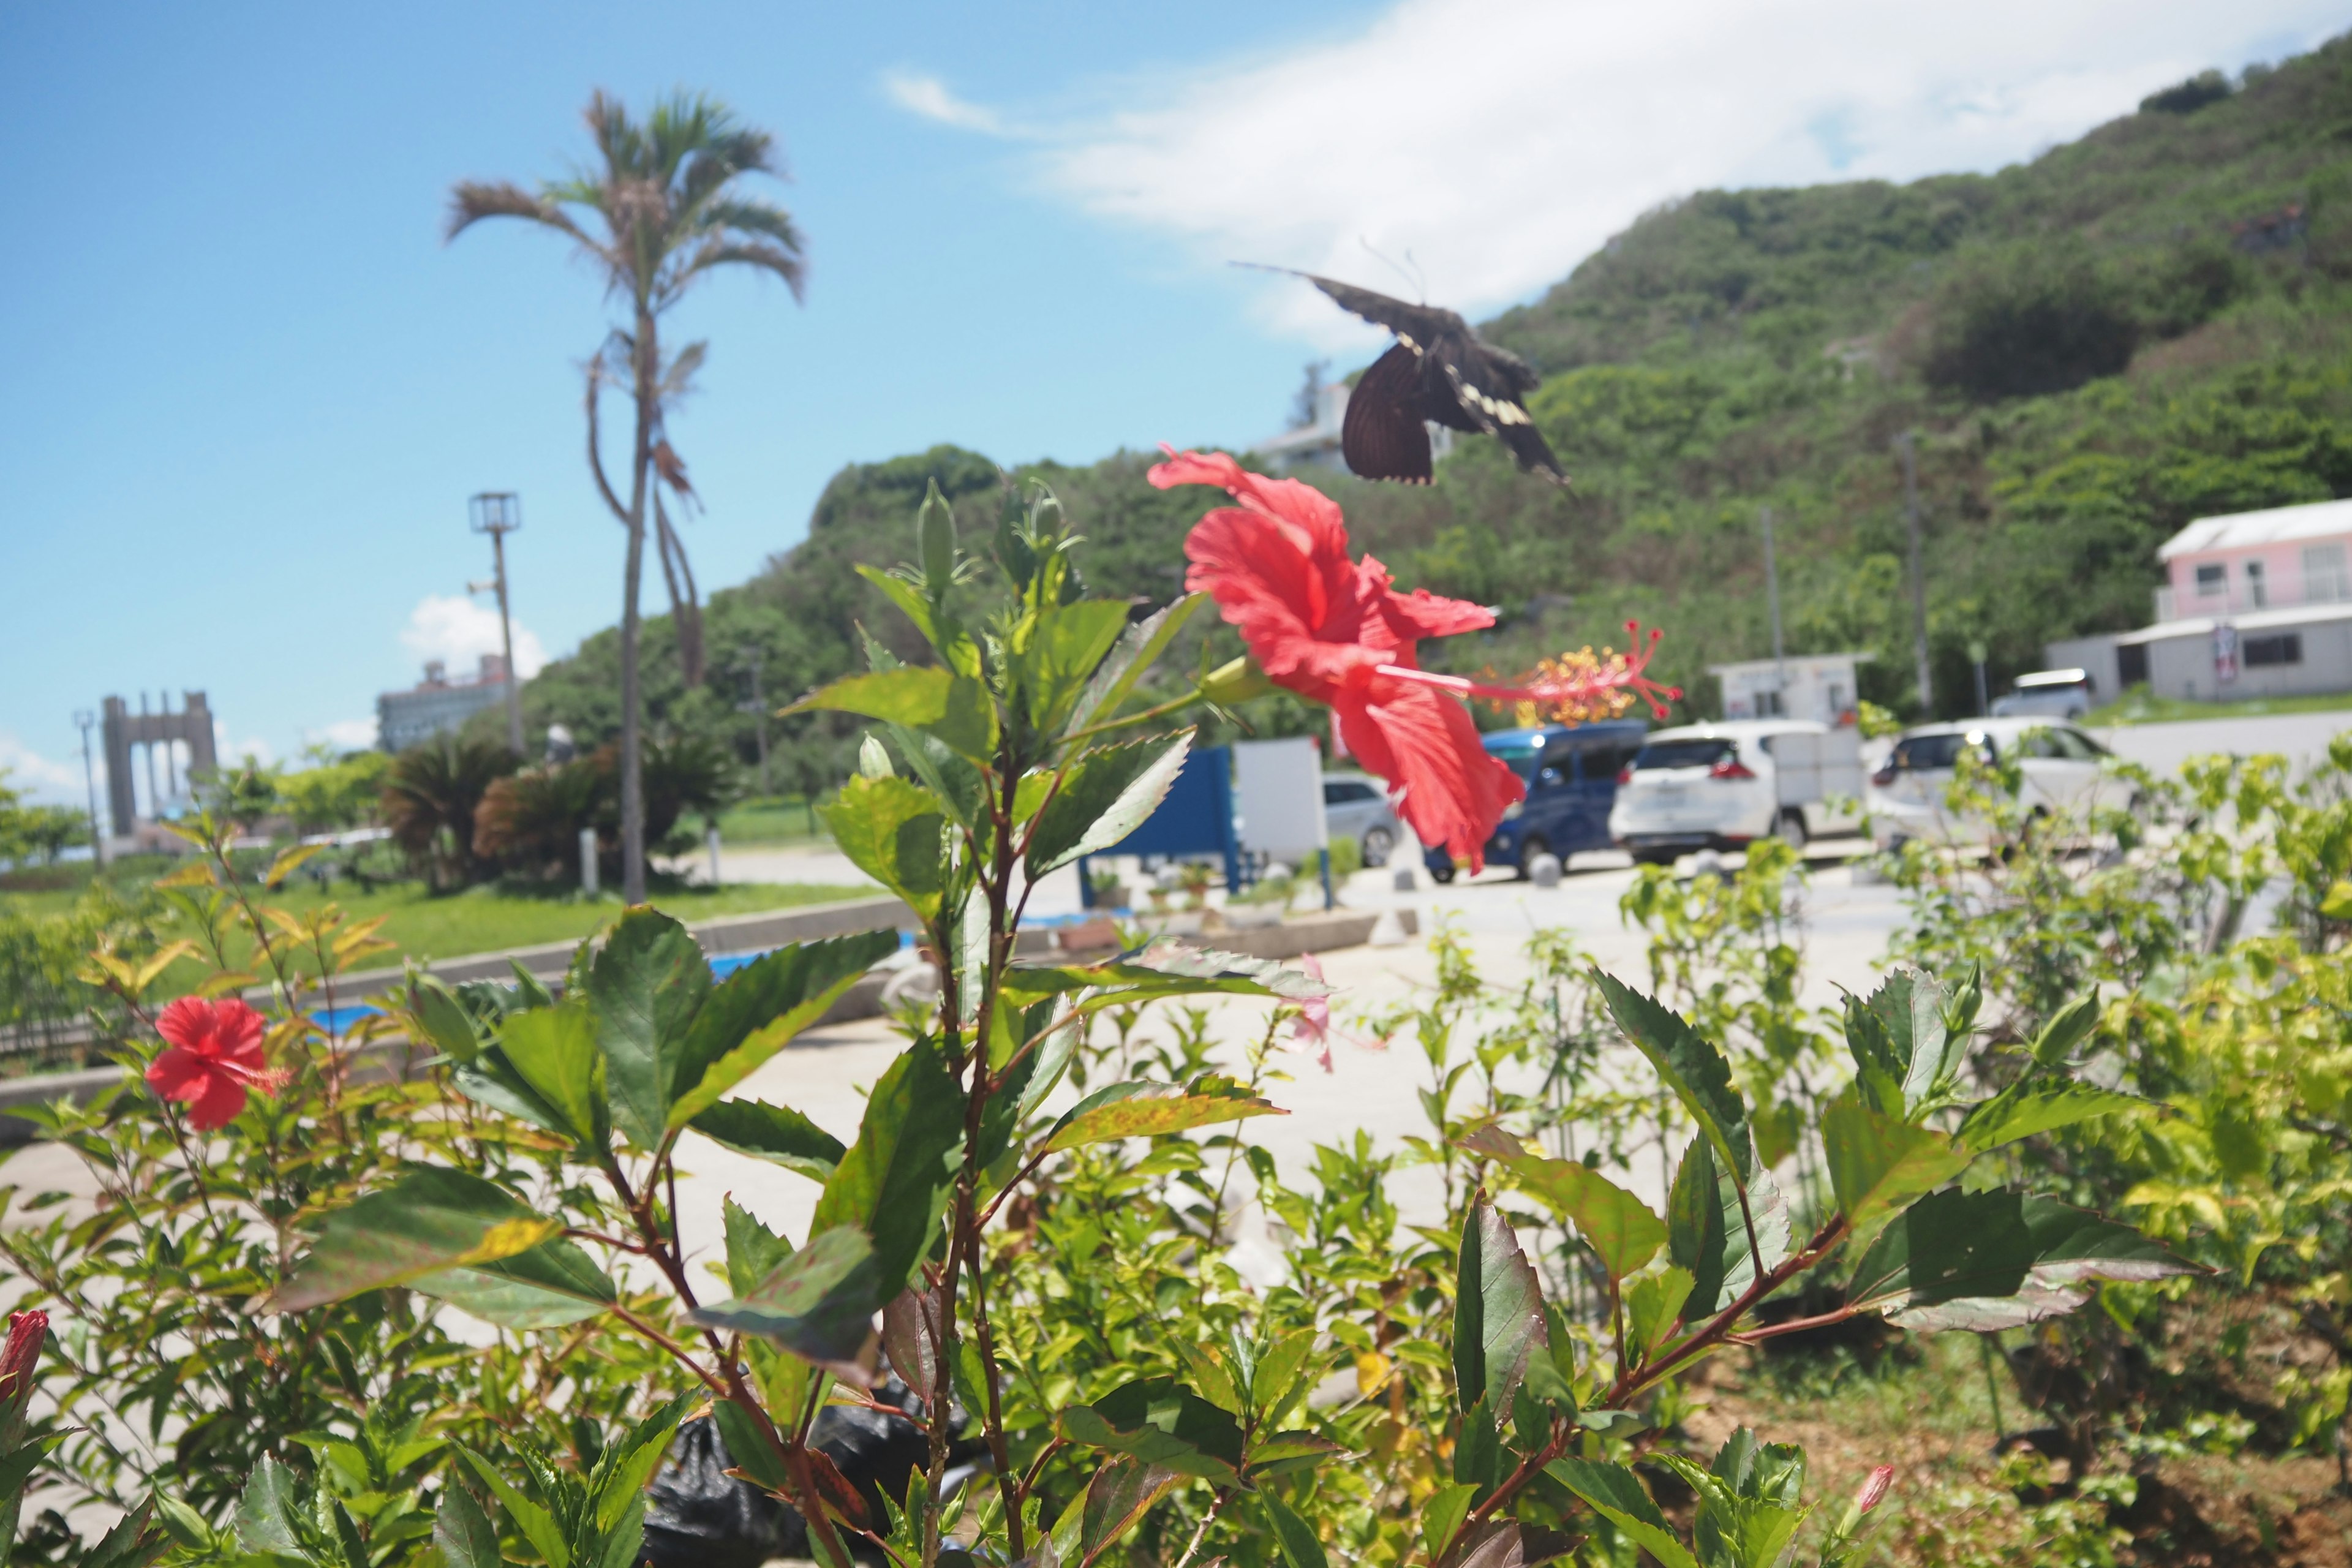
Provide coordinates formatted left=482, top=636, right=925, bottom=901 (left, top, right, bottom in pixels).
left=448, top=90, right=805, bottom=902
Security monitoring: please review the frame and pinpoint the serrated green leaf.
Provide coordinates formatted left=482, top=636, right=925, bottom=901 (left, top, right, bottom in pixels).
left=723, top=1197, right=794, bottom=1298
left=1027, top=731, right=1194, bottom=876
left=1066, top=1457, right=1184, bottom=1568
left=690, top=1099, right=848, bottom=1181
left=1595, top=972, right=1754, bottom=1183
left=455, top=1447, right=568, bottom=1568
left=1042, top=1076, right=1284, bottom=1153
left=497, top=1003, right=609, bottom=1153
left=786, top=666, right=956, bottom=729
left=1626, top=1267, right=1696, bottom=1359
left=823, top=775, right=950, bottom=921
left=587, top=907, right=712, bottom=1150
left=690, top=1225, right=882, bottom=1370
left=810, top=1036, right=964, bottom=1299
left=273, top=1168, right=559, bottom=1312
left=1056, top=1378, right=1245, bottom=1482
left=406, top=975, right=483, bottom=1065
left=236, top=1458, right=304, bottom=1557
left=1849, top=1188, right=2197, bottom=1332
left=666, top=929, right=902, bottom=1128
left=1071, top=594, right=1208, bottom=730
left=1262, top=1493, right=1329, bottom=1568
left=1461, top=1125, right=1665, bottom=1281
left=1823, top=1095, right=1969, bottom=1231
left=1454, top=1195, right=1548, bottom=1417
left=1959, top=1080, right=2146, bottom=1152
left=1545, top=1458, right=1700, bottom=1568
left=1668, top=1136, right=1790, bottom=1317
left=1021, top=600, right=1134, bottom=734
left=434, top=1487, right=502, bottom=1568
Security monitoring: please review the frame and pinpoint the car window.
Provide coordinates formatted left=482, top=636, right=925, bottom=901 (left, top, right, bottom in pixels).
left=1888, top=732, right=1997, bottom=771
left=1578, top=743, right=1637, bottom=781
left=1631, top=738, right=1732, bottom=772
left=1322, top=780, right=1373, bottom=805
left=1535, top=764, right=1567, bottom=789
left=2052, top=728, right=2106, bottom=761
left=2016, top=729, right=2062, bottom=760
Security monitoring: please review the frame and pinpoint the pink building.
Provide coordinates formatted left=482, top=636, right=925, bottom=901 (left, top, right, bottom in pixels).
left=2155, top=497, right=2352, bottom=620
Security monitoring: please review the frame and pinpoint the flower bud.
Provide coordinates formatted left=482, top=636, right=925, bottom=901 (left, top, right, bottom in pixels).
left=0, top=1310, right=47, bottom=1434
left=1198, top=657, right=1274, bottom=706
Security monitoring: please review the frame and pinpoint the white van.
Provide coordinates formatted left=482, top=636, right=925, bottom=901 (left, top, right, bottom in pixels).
left=1608, top=720, right=1865, bottom=864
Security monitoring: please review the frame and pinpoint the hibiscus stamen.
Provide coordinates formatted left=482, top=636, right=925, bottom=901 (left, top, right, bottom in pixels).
left=1378, top=622, right=1681, bottom=722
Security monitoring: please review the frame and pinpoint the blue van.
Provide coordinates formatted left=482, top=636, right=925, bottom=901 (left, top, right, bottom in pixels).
left=1422, top=720, right=1649, bottom=883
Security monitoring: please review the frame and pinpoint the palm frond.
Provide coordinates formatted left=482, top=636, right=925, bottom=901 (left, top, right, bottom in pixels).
left=446, top=179, right=595, bottom=247
left=677, top=239, right=807, bottom=301
left=659, top=341, right=709, bottom=402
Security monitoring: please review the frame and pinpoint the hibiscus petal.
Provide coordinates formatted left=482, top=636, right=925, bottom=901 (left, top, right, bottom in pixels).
left=209, top=999, right=267, bottom=1063
left=184, top=1071, right=249, bottom=1132
left=1338, top=684, right=1523, bottom=874
left=155, top=997, right=215, bottom=1054
left=146, top=1046, right=209, bottom=1097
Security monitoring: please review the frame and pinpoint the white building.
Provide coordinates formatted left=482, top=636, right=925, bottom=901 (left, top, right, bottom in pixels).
left=1710, top=653, right=1869, bottom=727
left=1251, top=376, right=1453, bottom=477
left=377, top=655, right=511, bottom=753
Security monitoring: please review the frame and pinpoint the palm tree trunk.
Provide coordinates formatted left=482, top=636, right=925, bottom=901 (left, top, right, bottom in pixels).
left=620, top=311, right=656, bottom=903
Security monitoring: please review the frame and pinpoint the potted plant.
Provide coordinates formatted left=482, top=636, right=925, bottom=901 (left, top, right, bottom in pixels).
left=1085, top=864, right=1129, bottom=910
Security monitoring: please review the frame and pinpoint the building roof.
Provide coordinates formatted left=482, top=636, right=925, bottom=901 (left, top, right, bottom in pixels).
left=2157, top=497, right=2352, bottom=560
left=2118, top=597, right=2352, bottom=644
left=1706, top=651, right=1874, bottom=677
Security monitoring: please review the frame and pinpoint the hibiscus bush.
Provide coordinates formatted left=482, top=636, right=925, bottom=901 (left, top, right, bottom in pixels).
left=123, top=459, right=2181, bottom=1568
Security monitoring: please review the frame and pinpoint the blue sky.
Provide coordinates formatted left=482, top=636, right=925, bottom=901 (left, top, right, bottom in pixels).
left=1, top=0, right=2339, bottom=802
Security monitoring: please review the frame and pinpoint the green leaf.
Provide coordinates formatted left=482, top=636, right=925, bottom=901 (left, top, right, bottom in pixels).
left=410, top=1237, right=617, bottom=1329
left=587, top=908, right=712, bottom=1150
left=433, top=1484, right=503, bottom=1568
left=407, top=975, right=483, bottom=1065
left=1823, top=1095, right=1970, bottom=1231
left=273, top=1168, right=560, bottom=1313
left=1026, top=731, right=1194, bottom=876
left=710, top=1400, right=793, bottom=1493
left=1420, top=1484, right=1478, bottom=1564
left=690, top=1226, right=883, bottom=1371
left=1453, top=1398, right=1502, bottom=1490
left=1594, top=972, right=1754, bottom=1183
left=723, top=1197, right=794, bottom=1298
left=1668, top=1137, right=1790, bottom=1317
left=823, top=775, right=950, bottom=921
left=690, top=1099, right=848, bottom=1181
left=786, top=666, right=956, bottom=729
left=1544, top=1458, right=1699, bottom=1568
left=1843, top=969, right=1966, bottom=1114
left=666, top=930, right=901, bottom=1128
left=497, top=1003, right=609, bottom=1152
left=810, top=1036, right=965, bottom=1299
left=1665, top=1430, right=1810, bottom=1568
left=1625, top=1267, right=1696, bottom=1359
left=1958, top=1080, right=2147, bottom=1152
left=455, top=1447, right=568, bottom=1568
left=1848, top=1189, right=2198, bottom=1332
left=1262, top=1493, right=1330, bottom=1568
left=81, top=1499, right=168, bottom=1568
left=2323, top=880, right=2352, bottom=922
left=236, top=1458, right=305, bottom=1557
left=1056, top=1378, right=1245, bottom=1483
left=1461, top=1126, right=1664, bottom=1281
left=1000, top=945, right=1332, bottom=1010
left=1453, top=1195, right=1548, bottom=1417
left=1058, top=1457, right=1184, bottom=1568
left=1042, top=1076, right=1284, bottom=1153
left=1070, top=594, right=1208, bottom=730
left=1020, top=600, right=1135, bottom=734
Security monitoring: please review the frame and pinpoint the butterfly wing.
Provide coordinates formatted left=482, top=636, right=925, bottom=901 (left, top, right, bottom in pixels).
left=1343, top=343, right=1434, bottom=483
left=1297, top=273, right=1464, bottom=350
left=1434, top=353, right=1568, bottom=485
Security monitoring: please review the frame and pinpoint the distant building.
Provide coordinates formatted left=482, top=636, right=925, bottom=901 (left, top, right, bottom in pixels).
left=2046, top=497, right=2352, bottom=703
left=1710, top=654, right=1870, bottom=726
left=377, top=655, right=510, bottom=753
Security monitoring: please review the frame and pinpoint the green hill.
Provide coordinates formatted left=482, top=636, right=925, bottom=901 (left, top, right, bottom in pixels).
left=508, top=37, right=2352, bottom=782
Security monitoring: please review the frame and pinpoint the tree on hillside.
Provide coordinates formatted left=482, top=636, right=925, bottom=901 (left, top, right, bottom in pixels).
left=448, top=90, right=805, bottom=901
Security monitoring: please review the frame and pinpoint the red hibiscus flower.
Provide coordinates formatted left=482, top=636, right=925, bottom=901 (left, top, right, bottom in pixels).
left=147, top=996, right=280, bottom=1131
left=1150, top=448, right=1674, bottom=870
left=0, top=1311, right=44, bottom=1434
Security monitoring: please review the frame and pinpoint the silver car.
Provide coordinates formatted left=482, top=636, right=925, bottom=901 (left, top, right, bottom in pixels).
left=1322, top=774, right=1403, bottom=865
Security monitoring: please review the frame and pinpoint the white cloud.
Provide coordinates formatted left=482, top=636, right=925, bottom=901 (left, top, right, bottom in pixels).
left=881, top=69, right=1013, bottom=135
left=0, top=731, right=89, bottom=804
left=399, top=594, right=548, bottom=680
left=213, top=721, right=276, bottom=769
left=997, top=0, right=2340, bottom=344
left=306, top=718, right=380, bottom=753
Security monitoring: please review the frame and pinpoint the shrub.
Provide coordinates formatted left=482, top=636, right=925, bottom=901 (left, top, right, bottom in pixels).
left=1923, top=244, right=2139, bottom=402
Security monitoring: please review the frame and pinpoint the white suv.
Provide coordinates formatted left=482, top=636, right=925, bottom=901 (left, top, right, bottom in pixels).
left=1608, top=721, right=1860, bottom=865
left=1866, top=718, right=2116, bottom=849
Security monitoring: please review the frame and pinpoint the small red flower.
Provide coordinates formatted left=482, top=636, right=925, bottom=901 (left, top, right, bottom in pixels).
left=1855, top=1464, right=1895, bottom=1514
left=0, top=1311, right=44, bottom=1431
left=1150, top=448, right=1675, bottom=870
left=148, top=997, right=279, bottom=1131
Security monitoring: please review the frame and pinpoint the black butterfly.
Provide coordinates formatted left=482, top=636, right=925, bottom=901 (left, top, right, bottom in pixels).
left=1264, top=268, right=1566, bottom=486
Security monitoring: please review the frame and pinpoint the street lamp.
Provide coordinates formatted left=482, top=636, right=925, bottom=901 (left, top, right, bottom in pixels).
left=73, top=709, right=104, bottom=866
left=469, top=492, right=525, bottom=754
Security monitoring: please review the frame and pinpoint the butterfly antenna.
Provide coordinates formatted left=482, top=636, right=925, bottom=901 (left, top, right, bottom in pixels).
left=1358, top=236, right=1424, bottom=302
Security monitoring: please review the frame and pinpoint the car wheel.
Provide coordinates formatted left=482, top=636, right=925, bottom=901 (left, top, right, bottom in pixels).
left=1514, top=837, right=1549, bottom=881
left=1428, top=862, right=1457, bottom=884
left=1630, top=847, right=1676, bottom=867
left=1776, top=809, right=1808, bottom=850
left=1362, top=826, right=1396, bottom=867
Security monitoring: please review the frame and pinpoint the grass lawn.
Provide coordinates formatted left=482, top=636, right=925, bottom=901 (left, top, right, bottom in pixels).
left=717, top=795, right=834, bottom=846
left=2088, top=688, right=2352, bottom=726
left=4, top=877, right=872, bottom=992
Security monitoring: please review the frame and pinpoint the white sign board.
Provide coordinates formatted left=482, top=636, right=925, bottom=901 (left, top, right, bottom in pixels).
left=1233, top=737, right=1327, bottom=858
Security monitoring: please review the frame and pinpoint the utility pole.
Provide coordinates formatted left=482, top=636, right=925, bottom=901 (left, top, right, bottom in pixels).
left=1896, top=431, right=1933, bottom=715
left=1760, top=504, right=1787, bottom=712
left=469, top=493, right=526, bottom=755
left=74, top=710, right=104, bottom=866
left=736, top=649, right=771, bottom=795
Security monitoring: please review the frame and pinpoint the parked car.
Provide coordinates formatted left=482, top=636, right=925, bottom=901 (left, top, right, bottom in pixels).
left=1865, top=717, right=2116, bottom=850
left=1420, top=720, right=1648, bottom=883
left=1321, top=773, right=1404, bottom=866
left=1607, top=720, right=1866, bottom=865
left=1990, top=668, right=2095, bottom=720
